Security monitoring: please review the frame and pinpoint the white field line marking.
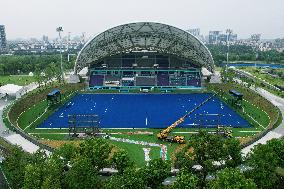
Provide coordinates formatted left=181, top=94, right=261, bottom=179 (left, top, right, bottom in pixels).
left=16, top=99, right=46, bottom=127
left=19, top=92, right=75, bottom=131
left=24, top=107, right=49, bottom=131
left=238, top=130, right=261, bottom=133
left=29, top=132, right=68, bottom=135
left=243, top=99, right=271, bottom=125
left=242, top=107, right=265, bottom=129
left=172, top=131, right=199, bottom=134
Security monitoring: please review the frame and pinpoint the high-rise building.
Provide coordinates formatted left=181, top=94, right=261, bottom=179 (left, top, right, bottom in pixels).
left=251, top=34, right=261, bottom=42
left=208, top=30, right=237, bottom=44
left=209, top=31, right=221, bottom=44
left=42, top=35, right=49, bottom=43
left=0, top=25, right=7, bottom=52
left=187, top=28, right=200, bottom=37
left=186, top=28, right=204, bottom=42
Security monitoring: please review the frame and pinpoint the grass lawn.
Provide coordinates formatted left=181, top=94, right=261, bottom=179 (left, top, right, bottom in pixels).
left=28, top=126, right=261, bottom=166
left=0, top=75, right=36, bottom=86
left=217, top=92, right=270, bottom=130
left=109, top=141, right=161, bottom=167
left=31, top=132, right=178, bottom=167
left=237, top=67, right=284, bottom=98
left=239, top=67, right=284, bottom=86
left=17, top=100, right=48, bottom=131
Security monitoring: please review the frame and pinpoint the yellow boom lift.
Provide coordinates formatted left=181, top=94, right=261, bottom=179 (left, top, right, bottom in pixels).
left=157, top=94, right=217, bottom=144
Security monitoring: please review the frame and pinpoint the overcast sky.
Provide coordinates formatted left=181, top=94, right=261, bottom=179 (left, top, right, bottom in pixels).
left=0, top=0, right=283, bottom=40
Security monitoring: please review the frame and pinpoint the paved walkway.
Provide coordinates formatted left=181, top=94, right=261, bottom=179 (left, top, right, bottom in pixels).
left=0, top=99, right=42, bottom=154
left=0, top=82, right=49, bottom=154
left=0, top=100, right=12, bottom=136
left=241, top=87, right=284, bottom=156
left=210, top=71, right=222, bottom=83
left=4, top=134, right=40, bottom=153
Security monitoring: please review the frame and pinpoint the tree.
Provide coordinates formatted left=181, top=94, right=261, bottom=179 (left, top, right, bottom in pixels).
left=22, top=150, right=49, bottom=189
left=171, top=171, right=199, bottom=189
left=112, top=150, right=133, bottom=174
left=49, top=62, right=62, bottom=83
left=3, top=146, right=31, bottom=189
left=245, top=139, right=284, bottom=189
left=22, top=164, right=43, bottom=189
left=34, top=67, right=44, bottom=87
left=140, top=158, right=171, bottom=189
left=209, top=168, right=257, bottom=189
left=174, top=131, right=238, bottom=188
left=44, top=65, right=53, bottom=86
left=103, top=168, right=145, bottom=189
left=63, top=157, right=100, bottom=189
left=41, top=156, right=65, bottom=189
left=223, top=138, right=242, bottom=168
left=79, top=138, right=113, bottom=172
left=53, top=143, right=78, bottom=163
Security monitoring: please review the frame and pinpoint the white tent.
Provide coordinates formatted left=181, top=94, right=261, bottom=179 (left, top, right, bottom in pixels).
left=201, top=67, right=213, bottom=77
left=78, top=67, right=88, bottom=76
left=0, top=84, right=24, bottom=99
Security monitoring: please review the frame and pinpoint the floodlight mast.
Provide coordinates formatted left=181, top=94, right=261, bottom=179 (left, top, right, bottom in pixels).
left=226, top=29, right=232, bottom=66
left=225, top=29, right=232, bottom=82
left=56, top=27, right=64, bottom=83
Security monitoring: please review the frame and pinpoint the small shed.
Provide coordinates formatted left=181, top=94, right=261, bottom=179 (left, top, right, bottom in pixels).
left=229, top=89, right=243, bottom=107
left=47, top=89, right=61, bottom=105
left=229, top=89, right=243, bottom=100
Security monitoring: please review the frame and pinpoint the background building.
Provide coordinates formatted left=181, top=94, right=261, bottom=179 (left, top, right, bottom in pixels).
left=186, top=28, right=205, bottom=42
left=0, top=25, right=7, bottom=53
left=208, top=30, right=237, bottom=44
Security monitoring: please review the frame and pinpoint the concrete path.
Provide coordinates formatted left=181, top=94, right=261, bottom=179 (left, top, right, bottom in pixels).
left=210, top=71, right=222, bottom=83
left=4, top=134, right=40, bottom=153
left=0, top=100, right=12, bottom=136
left=241, top=87, right=284, bottom=156
left=0, top=99, right=43, bottom=154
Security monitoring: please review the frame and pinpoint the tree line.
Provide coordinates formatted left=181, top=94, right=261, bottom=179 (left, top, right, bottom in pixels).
left=0, top=54, right=75, bottom=76
left=1, top=45, right=284, bottom=77
left=2, top=131, right=284, bottom=188
left=207, top=44, right=284, bottom=64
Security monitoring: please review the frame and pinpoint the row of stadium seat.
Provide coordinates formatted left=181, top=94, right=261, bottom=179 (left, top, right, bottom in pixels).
left=89, top=74, right=201, bottom=87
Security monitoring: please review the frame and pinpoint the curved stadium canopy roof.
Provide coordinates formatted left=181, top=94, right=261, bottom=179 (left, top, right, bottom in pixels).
left=75, top=22, right=214, bottom=73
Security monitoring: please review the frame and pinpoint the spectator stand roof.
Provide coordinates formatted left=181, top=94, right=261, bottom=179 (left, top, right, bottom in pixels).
left=47, top=89, right=60, bottom=97
left=229, top=89, right=243, bottom=99
left=75, top=22, right=214, bottom=73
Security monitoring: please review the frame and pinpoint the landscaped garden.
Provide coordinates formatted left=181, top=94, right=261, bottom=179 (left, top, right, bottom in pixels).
left=0, top=75, right=36, bottom=86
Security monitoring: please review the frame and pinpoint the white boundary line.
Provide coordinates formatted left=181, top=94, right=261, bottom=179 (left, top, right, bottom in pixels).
left=24, top=107, right=49, bottom=131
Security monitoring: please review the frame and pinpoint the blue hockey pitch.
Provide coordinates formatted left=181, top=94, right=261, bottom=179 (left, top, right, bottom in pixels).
left=38, top=93, right=250, bottom=129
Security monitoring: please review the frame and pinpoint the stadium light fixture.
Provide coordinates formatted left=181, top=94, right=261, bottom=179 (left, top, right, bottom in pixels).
left=56, top=27, right=64, bottom=83
left=225, top=29, right=233, bottom=82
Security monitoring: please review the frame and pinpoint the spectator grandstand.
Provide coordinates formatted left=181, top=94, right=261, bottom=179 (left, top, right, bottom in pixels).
left=75, top=22, right=214, bottom=90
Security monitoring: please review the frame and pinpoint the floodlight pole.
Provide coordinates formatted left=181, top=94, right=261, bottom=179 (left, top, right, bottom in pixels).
left=226, top=29, right=232, bottom=67
left=56, top=27, right=64, bottom=83
left=225, top=29, right=232, bottom=82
